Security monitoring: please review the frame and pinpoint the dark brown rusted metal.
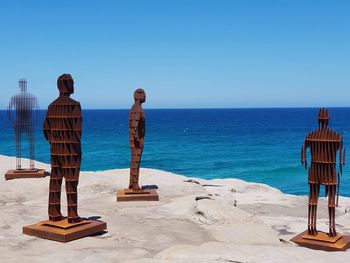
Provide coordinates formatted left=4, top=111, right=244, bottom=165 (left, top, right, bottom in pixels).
left=43, top=74, right=82, bottom=223
left=116, top=88, right=159, bottom=201
left=23, top=75, right=107, bottom=241
left=128, top=88, right=146, bottom=191
left=23, top=218, right=107, bottom=243
left=301, top=108, right=345, bottom=237
left=290, top=230, right=350, bottom=251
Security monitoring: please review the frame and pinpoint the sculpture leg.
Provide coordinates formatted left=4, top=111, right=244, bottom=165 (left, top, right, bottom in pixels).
left=312, top=184, right=320, bottom=234
left=327, top=185, right=337, bottom=237
left=65, top=165, right=81, bottom=223
left=29, top=127, right=35, bottom=170
left=15, top=128, right=21, bottom=170
left=129, top=146, right=142, bottom=191
left=48, top=164, right=63, bottom=221
left=129, top=147, right=135, bottom=189
left=308, top=183, right=319, bottom=235
left=136, top=146, right=143, bottom=187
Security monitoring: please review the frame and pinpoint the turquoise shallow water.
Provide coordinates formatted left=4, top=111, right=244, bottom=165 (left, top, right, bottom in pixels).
left=1, top=108, right=349, bottom=196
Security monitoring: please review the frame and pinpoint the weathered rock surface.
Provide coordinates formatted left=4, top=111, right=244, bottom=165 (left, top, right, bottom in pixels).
left=0, top=155, right=349, bottom=262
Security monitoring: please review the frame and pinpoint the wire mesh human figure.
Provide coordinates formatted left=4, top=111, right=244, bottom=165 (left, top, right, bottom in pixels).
left=129, top=89, right=146, bottom=191
left=7, top=79, right=39, bottom=170
left=43, top=74, right=82, bottom=223
left=301, top=108, right=346, bottom=237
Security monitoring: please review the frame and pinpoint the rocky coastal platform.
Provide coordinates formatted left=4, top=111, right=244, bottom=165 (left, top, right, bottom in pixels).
left=1, top=155, right=349, bottom=262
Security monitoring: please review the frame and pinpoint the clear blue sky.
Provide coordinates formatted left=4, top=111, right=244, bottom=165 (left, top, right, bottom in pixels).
left=0, top=0, right=349, bottom=109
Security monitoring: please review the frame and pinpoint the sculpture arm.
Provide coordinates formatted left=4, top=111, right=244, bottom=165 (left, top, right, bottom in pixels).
left=7, top=97, right=15, bottom=123
left=339, top=140, right=345, bottom=174
left=301, top=141, right=307, bottom=170
left=76, top=103, right=82, bottom=141
left=43, top=108, right=51, bottom=142
left=142, top=111, right=145, bottom=138
left=131, top=112, right=141, bottom=142
left=344, top=148, right=346, bottom=167
left=33, top=97, right=40, bottom=128
left=138, top=112, right=145, bottom=148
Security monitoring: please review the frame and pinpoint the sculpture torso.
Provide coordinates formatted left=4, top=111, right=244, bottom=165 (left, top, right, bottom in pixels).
left=305, top=128, right=341, bottom=164
left=10, top=92, right=38, bottom=129
left=129, top=103, right=145, bottom=147
left=44, top=95, right=82, bottom=157
left=304, top=127, right=342, bottom=186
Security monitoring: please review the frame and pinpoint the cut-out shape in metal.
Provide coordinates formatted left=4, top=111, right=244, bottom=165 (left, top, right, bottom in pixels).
left=5, top=79, right=45, bottom=180
left=291, top=108, right=350, bottom=251
left=117, top=88, right=159, bottom=201
left=23, top=74, right=106, bottom=242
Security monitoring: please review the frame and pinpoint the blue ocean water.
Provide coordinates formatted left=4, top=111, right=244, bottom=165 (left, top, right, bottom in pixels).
left=1, top=108, right=349, bottom=196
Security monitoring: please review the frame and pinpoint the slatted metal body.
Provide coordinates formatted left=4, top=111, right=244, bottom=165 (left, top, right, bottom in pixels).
left=301, top=108, right=345, bottom=237
left=128, top=89, right=146, bottom=191
left=8, top=79, right=39, bottom=170
left=43, top=74, right=82, bottom=223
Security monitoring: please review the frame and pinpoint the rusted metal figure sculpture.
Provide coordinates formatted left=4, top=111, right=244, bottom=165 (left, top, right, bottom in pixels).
left=291, top=108, right=350, bottom=251
left=23, top=74, right=106, bottom=242
left=301, top=108, right=345, bottom=237
left=117, top=88, right=158, bottom=201
left=43, top=74, right=82, bottom=223
left=5, top=79, right=45, bottom=180
left=129, top=88, right=146, bottom=191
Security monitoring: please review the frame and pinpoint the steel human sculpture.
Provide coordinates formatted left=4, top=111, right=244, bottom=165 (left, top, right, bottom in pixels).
left=43, top=74, right=83, bottom=223
left=23, top=74, right=106, bottom=242
left=117, top=88, right=159, bottom=201
left=301, top=108, right=344, bottom=237
left=291, top=108, right=350, bottom=251
left=129, top=88, right=146, bottom=191
left=5, top=79, right=45, bottom=180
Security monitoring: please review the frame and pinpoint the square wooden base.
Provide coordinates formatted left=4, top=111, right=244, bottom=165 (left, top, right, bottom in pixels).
left=23, top=218, right=107, bottom=242
left=291, top=230, right=350, bottom=251
left=5, top=169, right=47, bottom=180
left=116, top=189, right=159, bottom=202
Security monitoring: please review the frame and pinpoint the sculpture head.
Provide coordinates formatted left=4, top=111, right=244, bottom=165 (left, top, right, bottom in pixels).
left=318, top=108, right=330, bottom=128
left=19, top=79, right=27, bottom=92
left=134, top=88, right=146, bottom=103
left=57, top=74, right=74, bottom=95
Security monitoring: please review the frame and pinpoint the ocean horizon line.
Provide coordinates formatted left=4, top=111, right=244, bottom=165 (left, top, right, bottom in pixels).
left=1, top=106, right=350, bottom=111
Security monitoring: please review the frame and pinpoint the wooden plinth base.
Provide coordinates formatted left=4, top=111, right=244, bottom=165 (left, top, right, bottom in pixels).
left=291, top=230, right=350, bottom=251
left=5, top=169, right=47, bottom=180
left=23, top=218, right=107, bottom=242
left=116, top=189, right=159, bottom=202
